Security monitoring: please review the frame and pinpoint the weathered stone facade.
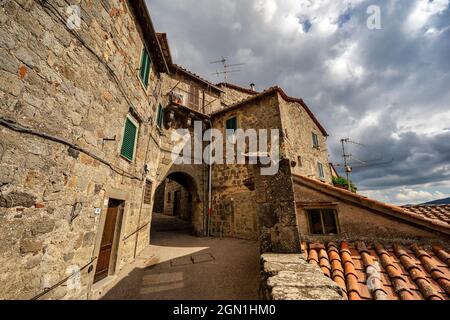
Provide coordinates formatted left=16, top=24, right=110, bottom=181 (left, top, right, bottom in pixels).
left=161, top=178, right=191, bottom=220
left=0, top=0, right=166, bottom=299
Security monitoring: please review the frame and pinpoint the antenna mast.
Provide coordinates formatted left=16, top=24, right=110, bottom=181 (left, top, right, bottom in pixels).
left=210, top=57, right=245, bottom=82
left=341, top=138, right=353, bottom=192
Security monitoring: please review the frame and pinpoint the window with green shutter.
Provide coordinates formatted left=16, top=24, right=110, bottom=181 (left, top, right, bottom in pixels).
left=226, top=117, right=237, bottom=139
left=121, top=117, right=138, bottom=161
left=139, top=47, right=151, bottom=88
left=226, top=117, right=237, bottom=131
left=156, top=104, right=164, bottom=129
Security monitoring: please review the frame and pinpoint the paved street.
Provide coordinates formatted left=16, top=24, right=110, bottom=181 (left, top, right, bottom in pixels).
left=102, top=214, right=260, bottom=300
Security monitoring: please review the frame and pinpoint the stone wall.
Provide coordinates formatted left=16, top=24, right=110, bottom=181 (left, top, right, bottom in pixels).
left=278, top=96, right=332, bottom=183
left=260, top=253, right=343, bottom=300
left=210, top=95, right=282, bottom=240
left=218, top=85, right=255, bottom=107
left=0, top=0, right=164, bottom=299
left=163, top=178, right=191, bottom=221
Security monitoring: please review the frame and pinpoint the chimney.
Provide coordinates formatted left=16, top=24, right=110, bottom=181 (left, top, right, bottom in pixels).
left=250, top=83, right=256, bottom=91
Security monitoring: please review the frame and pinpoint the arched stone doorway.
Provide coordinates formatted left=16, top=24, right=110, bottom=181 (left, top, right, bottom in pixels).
left=151, top=168, right=205, bottom=238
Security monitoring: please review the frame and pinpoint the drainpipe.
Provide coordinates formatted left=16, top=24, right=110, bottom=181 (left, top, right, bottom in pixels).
left=207, top=119, right=213, bottom=237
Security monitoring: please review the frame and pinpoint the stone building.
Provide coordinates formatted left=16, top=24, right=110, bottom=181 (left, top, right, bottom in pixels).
left=0, top=0, right=172, bottom=299
left=1, top=0, right=448, bottom=301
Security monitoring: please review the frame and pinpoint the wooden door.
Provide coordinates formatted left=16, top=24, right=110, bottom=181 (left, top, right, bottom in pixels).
left=173, top=190, right=181, bottom=217
left=94, top=203, right=119, bottom=283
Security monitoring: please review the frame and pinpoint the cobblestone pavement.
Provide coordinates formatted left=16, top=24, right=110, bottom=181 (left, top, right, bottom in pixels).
left=102, top=214, right=260, bottom=300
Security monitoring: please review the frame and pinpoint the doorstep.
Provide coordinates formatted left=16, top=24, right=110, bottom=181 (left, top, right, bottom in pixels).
left=90, top=275, right=118, bottom=300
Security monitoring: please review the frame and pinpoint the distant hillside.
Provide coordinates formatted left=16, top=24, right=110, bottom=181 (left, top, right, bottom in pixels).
left=421, top=197, right=450, bottom=205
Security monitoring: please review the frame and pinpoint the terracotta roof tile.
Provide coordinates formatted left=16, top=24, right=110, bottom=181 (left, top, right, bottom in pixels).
left=340, top=242, right=363, bottom=300
left=411, top=244, right=450, bottom=295
left=433, top=245, right=450, bottom=266
left=402, top=205, right=450, bottom=226
left=319, top=248, right=331, bottom=277
left=304, top=241, right=450, bottom=300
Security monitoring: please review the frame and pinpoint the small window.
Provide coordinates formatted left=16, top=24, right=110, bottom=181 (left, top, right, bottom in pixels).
left=156, top=104, right=164, bottom=129
left=318, top=162, right=325, bottom=179
left=307, top=209, right=338, bottom=235
left=120, top=116, right=138, bottom=161
left=312, top=132, right=320, bottom=148
left=143, top=180, right=153, bottom=205
left=139, top=47, right=151, bottom=88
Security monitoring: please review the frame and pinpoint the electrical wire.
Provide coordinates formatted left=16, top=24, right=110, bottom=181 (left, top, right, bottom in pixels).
left=0, top=117, right=142, bottom=181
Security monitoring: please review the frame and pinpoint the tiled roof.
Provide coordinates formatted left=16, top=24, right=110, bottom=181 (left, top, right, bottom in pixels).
left=293, top=174, right=450, bottom=235
left=211, top=86, right=328, bottom=136
left=302, top=241, right=450, bottom=300
left=403, top=205, right=450, bottom=225
left=216, top=82, right=259, bottom=95
left=172, top=64, right=223, bottom=93
left=156, top=33, right=173, bottom=66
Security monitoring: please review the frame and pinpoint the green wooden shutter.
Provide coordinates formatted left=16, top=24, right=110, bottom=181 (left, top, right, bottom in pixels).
left=139, top=48, right=151, bottom=88
left=121, top=118, right=138, bottom=160
left=226, top=117, right=237, bottom=130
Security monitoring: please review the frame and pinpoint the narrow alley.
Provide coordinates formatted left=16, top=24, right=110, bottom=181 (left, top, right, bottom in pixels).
left=102, top=214, right=260, bottom=300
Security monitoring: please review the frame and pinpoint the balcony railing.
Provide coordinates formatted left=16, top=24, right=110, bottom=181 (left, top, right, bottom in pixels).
left=167, top=85, right=218, bottom=115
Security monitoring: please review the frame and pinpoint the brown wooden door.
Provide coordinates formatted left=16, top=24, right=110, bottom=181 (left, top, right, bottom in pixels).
left=94, top=204, right=119, bottom=283
left=173, top=190, right=181, bottom=217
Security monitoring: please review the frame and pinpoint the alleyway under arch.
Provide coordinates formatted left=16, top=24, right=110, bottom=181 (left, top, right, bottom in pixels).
left=102, top=214, right=260, bottom=300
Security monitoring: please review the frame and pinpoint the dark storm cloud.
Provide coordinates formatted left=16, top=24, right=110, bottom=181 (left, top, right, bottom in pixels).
left=147, top=0, right=450, bottom=203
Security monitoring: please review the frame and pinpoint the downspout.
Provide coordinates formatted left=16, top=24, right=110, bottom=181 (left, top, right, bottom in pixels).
left=207, top=119, right=213, bottom=237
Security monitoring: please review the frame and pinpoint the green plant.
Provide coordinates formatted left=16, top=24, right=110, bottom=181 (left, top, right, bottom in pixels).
left=332, top=176, right=358, bottom=193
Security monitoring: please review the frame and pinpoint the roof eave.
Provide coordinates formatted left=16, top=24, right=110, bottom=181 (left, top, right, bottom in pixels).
left=130, top=0, right=169, bottom=74
left=292, top=174, right=450, bottom=236
left=172, top=65, right=223, bottom=93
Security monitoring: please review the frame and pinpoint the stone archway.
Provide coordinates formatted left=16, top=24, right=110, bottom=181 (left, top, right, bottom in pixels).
left=152, top=164, right=206, bottom=237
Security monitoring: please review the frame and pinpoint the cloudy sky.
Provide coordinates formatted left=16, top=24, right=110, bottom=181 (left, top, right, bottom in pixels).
left=147, top=0, right=450, bottom=205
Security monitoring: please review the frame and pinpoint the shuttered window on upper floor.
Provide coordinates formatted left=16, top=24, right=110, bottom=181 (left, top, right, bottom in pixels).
left=120, top=116, right=138, bottom=161
left=139, top=47, right=151, bottom=88
left=226, top=117, right=237, bottom=131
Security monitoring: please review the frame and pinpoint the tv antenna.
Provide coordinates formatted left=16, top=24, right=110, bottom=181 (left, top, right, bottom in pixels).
left=341, top=138, right=353, bottom=192
left=210, top=57, right=245, bottom=82
left=337, top=138, right=394, bottom=191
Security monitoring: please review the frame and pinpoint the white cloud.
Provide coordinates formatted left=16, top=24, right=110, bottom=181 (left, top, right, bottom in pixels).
left=361, top=187, right=447, bottom=205
left=405, top=0, right=450, bottom=34
left=394, top=188, right=445, bottom=203
left=325, top=43, right=365, bottom=86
